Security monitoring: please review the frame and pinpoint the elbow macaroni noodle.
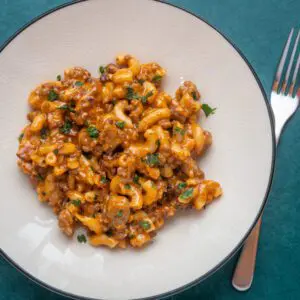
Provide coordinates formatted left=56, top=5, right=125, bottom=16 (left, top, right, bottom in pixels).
left=17, top=54, right=222, bottom=249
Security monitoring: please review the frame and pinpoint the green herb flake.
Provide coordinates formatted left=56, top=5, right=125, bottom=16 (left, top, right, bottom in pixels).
left=58, top=104, right=75, bottom=113
left=124, top=184, right=131, bottom=190
left=139, top=220, right=151, bottom=230
left=156, top=139, right=161, bottom=147
left=75, top=81, right=84, bottom=87
left=77, top=234, right=87, bottom=243
left=144, top=153, right=160, bottom=167
left=126, top=87, right=139, bottom=100
left=115, top=121, right=125, bottom=129
left=133, top=174, right=140, bottom=185
left=40, top=127, right=48, bottom=139
left=202, top=104, right=216, bottom=117
left=36, top=173, right=44, bottom=181
left=71, top=199, right=81, bottom=207
left=18, top=133, right=24, bottom=142
left=57, top=74, right=62, bottom=81
left=152, top=75, right=162, bottom=83
left=58, top=104, right=68, bottom=110
left=174, top=126, right=185, bottom=136
left=48, top=89, right=59, bottom=101
left=137, top=79, right=145, bottom=85
left=99, top=66, right=105, bottom=74
left=59, top=120, right=72, bottom=134
left=191, top=91, right=197, bottom=100
left=87, top=126, right=99, bottom=139
left=177, top=182, right=187, bottom=190
left=116, top=210, right=123, bottom=217
left=53, top=149, right=59, bottom=155
left=179, top=187, right=194, bottom=200
left=101, top=176, right=108, bottom=184
left=140, top=91, right=153, bottom=104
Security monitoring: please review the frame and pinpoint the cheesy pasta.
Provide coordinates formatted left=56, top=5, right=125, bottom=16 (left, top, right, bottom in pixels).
left=17, top=55, right=222, bottom=249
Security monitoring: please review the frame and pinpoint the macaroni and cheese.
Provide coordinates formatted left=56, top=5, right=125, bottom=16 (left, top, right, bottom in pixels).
left=17, top=55, right=222, bottom=249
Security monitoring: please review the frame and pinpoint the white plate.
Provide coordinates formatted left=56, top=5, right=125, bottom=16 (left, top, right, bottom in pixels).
left=0, top=1, right=275, bottom=299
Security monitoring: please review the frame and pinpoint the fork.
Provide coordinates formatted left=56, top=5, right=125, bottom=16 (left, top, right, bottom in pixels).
left=232, top=28, right=300, bottom=291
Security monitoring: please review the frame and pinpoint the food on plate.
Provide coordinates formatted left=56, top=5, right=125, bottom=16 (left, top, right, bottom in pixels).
left=17, top=54, right=222, bottom=249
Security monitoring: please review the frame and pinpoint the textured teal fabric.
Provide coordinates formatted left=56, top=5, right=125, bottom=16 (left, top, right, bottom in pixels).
left=1, top=0, right=300, bottom=299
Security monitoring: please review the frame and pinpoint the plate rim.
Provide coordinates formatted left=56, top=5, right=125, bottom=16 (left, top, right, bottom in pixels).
left=0, top=0, right=276, bottom=299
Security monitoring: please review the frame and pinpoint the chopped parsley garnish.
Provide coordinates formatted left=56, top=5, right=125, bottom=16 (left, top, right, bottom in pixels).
left=75, top=81, right=84, bottom=87
left=116, top=210, right=123, bottom=217
left=177, top=182, right=187, bottom=190
left=133, top=174, right=140, bottom=185
left=139, top=220, right=151, bottom=230
left=144, top=153, right=160, bottom=167
left=137, top=79, right=145, bottom=85
left=36, top=173, right=44, bottom=181
left=53, top=149, right=59, bottom=155
left=140, top=91, right=153, bottom=104
left=179, top=188, right=194, bottom=200
left=59, top=120, right=72, bottom=134
left=58, top=104, right=75, bottom=113
left=124, top=184, right=131, bottom=190
left=125, top=87, right=153, bottom=104
left=40, top=127, right=48, bottom=139
left=57, top=74, right=61, bottom=81
left=48, top=89, right=59, bottom=101
left=152, top=75, right=162, bottom=83
left=101, top=176, right=108, bottom=184
left=71, top=199, right=81, bottom=206
left=58, top=104, right=68, bottom=110
left=202, top=104, right=216, bottom=117
left=99, top=66, right=105, bottom=74
left=77, top=234, right=87, bottom=243
left=115, top=121, right=125, bottom=129
left=18, top=133, right=24, bottom=142
left=125, top=87, right=140, bottom=100
left=174, top=127, right=185, bottom=136
left=87, top=126, right=99, bottom=139
left=156, top=139, right=161, bottom=147
left=191, top=91, right=197, bottom=100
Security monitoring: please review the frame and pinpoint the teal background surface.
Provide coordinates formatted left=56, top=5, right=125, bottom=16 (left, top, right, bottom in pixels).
left=1, top=0, right=300, bottom=299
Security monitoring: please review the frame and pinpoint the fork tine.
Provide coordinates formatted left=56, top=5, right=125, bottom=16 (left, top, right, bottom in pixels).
left=272, top=28, right=294, bottom=92
left=289, top=48, right=300, bottom=96
left=283, top=29, right=300, bottom=94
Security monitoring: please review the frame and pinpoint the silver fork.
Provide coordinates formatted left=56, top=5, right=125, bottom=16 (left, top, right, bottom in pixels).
left=232, top=28, right=300, bottom=291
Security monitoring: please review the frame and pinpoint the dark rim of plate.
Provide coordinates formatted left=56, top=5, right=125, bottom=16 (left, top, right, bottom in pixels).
left=0, top=0, right=276, bottom=299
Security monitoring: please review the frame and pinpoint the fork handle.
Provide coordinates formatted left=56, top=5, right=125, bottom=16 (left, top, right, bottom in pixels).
left=232, top=217, right=262, bottom=291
